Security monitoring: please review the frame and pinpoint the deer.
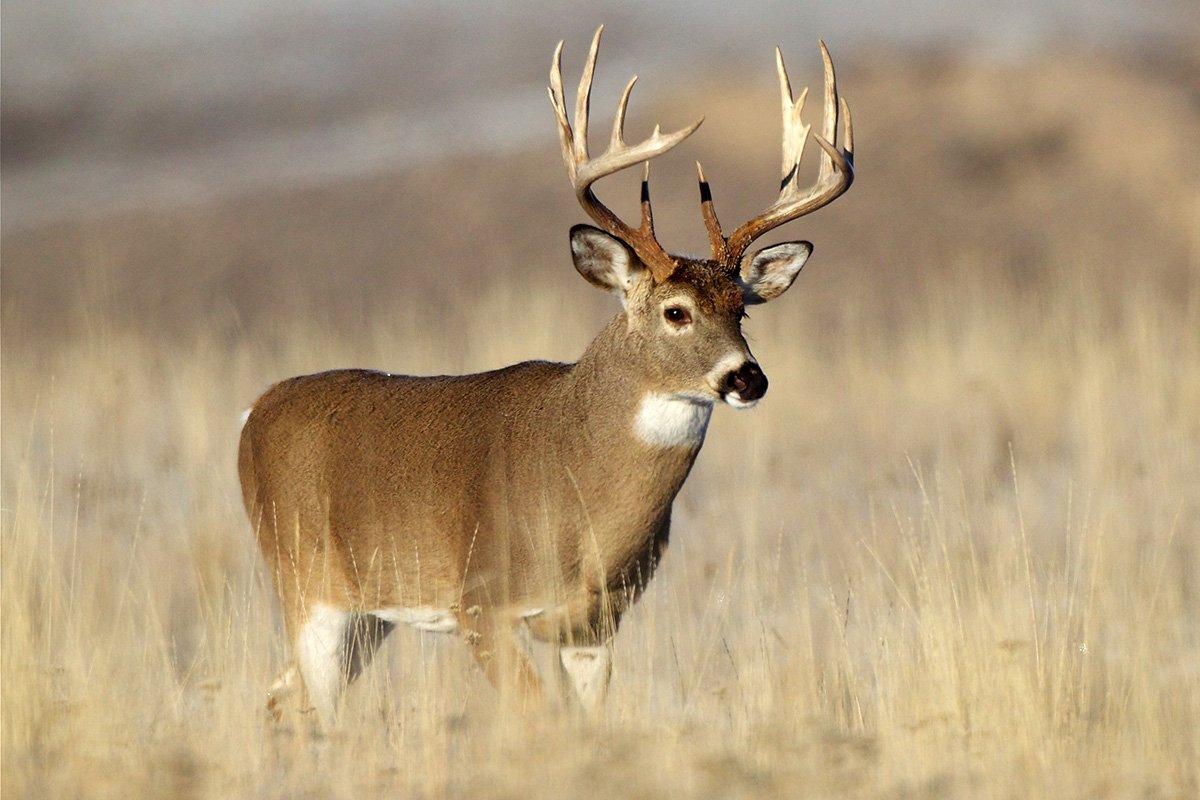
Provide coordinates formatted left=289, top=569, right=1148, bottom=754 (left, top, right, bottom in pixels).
left=238, top=26, right=853, bottom=728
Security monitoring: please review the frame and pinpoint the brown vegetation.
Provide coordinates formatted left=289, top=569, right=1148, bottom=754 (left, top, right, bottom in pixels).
left=3, top=48, right=1198, bottom=798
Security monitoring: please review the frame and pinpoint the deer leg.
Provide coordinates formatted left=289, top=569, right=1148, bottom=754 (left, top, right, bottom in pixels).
left=289, top=605, right=394, bottom=728
left=266, top=662, right=301, bottom=721
left=559, top=643, right=612, bottom=717
left=342, top=612, right=394, bottom=684
left=461, top=610, right=544, bottom=712
left=525, top=593, right=618, bottom=716
left=294, top=603, right=353, bottom=729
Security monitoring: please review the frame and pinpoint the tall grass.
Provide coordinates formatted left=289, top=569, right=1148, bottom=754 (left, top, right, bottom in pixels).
left=4, top=254, right=1196, bottom=797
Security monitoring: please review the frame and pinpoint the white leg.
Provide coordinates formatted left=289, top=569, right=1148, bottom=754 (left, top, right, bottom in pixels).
left=295, top=603, right=351, bottom=729
left=559, top=644, right=612, bottom=717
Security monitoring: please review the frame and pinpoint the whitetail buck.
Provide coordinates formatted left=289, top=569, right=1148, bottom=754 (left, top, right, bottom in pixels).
left=238, top=26, right=853, bottom=727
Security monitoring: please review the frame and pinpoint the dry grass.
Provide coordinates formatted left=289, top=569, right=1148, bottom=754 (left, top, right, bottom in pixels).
left=3, top=49, right=1199, bottom=798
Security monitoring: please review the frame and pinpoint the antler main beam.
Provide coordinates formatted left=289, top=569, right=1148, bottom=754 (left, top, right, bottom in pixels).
left=549, top=26, right=703, bottom=282
left=700, top=41, right=854, bottom=268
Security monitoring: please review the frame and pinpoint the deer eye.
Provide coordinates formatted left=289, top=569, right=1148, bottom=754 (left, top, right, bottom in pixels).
left=663, top=306, right=692, bottom=326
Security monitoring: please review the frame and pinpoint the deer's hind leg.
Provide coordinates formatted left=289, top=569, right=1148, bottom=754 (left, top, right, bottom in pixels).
left=266, top=662, right=301, bottom=721
left=292, top=603, right=352, bottom=728
left=285, top=603, right=394, bottom=729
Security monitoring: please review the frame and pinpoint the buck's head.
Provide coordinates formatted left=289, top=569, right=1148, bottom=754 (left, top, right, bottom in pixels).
left=550, top=27, right=853, bottom=409
left=570, top=225, right=813, bottom=407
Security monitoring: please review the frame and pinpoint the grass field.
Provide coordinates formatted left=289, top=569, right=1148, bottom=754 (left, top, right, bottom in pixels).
left=3, top=48, right=1198, bottom=798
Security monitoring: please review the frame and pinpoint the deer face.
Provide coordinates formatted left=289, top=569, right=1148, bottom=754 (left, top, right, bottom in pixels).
left=571, top=225, right=811, bottom=408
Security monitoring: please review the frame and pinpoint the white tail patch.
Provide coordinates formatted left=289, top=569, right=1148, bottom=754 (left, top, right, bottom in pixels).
left=634, top=393, right=713, bottom=447
left=373, top=606, right=459, bottom=633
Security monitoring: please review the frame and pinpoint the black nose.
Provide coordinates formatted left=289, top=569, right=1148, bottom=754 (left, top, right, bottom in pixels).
left=726, top=362, right=768, bottom=401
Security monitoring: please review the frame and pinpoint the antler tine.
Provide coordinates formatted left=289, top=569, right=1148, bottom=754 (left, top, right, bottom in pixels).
left=723, top=41, right=854, bottom=267
left=573, top=26, right=603, bottom=161
left=640, top=161, right=654, bottom=234
left=612, top=75, right=637, bottom=149
left=548, top=26, right=704, bottom=281
left=696, top=161, right=728, bottom=262
left=841, top=95, right=854, bottom=156
left=548, top=41, right=575, bottom=180
left=776, top=48, right=810, bottom=194
left=814, top=40, right=839, bottom=184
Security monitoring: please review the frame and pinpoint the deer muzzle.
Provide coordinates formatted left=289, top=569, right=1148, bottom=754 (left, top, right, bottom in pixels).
left=721, top=361, right=768, bottom=408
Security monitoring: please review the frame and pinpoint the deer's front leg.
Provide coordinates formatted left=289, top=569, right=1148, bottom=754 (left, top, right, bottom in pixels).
left=559, top=643, right=612, bottom=717
left=461, top=609, right=544, bottom=713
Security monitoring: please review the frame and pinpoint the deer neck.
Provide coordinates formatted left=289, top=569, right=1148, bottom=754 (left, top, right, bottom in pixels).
left=566, top=313, right=713, bottom=480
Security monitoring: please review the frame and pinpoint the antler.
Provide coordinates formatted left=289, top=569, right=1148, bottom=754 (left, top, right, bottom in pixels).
left=698, top=41, right=854, bottom=268
left=549, top=26, right=703, bottom=282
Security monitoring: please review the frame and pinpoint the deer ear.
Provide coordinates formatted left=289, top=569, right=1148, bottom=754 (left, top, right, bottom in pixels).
left=570, top=225, right=645, bottom=296
left=739, top=241, right=812, bottom=305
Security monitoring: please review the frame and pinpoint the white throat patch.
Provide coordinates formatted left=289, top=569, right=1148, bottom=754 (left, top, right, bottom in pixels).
left=634, top=393, right=713, bottom=447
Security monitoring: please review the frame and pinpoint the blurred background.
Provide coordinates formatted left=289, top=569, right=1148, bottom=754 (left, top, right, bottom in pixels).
left=4, top=0, right=1198, bottom=341
left=5, top=1, right=1194, bottom=228
left=3, top=2, right=1198, bottom=798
